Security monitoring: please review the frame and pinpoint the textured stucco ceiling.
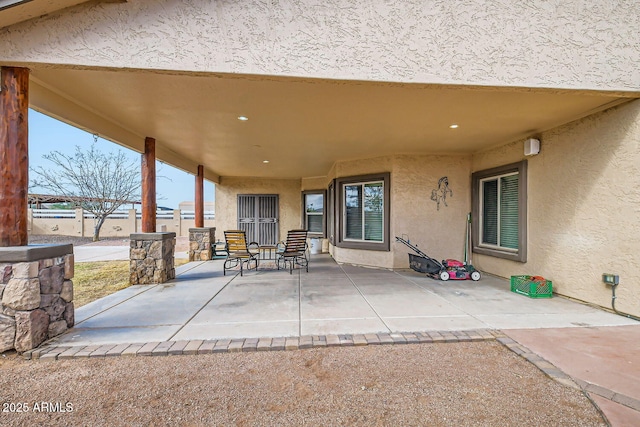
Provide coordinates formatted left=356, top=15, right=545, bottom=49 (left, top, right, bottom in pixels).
left=29, top=67, right=629, bottom=182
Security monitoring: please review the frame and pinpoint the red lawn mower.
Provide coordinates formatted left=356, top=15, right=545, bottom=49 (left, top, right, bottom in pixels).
left=396, top=235, right=481, bottom=281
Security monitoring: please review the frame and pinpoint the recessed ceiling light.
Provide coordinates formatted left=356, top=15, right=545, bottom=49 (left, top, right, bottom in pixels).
left=238, top=116, right=248, bottom=121
left=263, top=160, right=270, bottom=164
left=449, top=124, right=459, bottom=129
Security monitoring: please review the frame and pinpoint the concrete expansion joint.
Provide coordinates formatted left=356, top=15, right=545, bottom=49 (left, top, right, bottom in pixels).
left=21, top=329, right=499, bottom=361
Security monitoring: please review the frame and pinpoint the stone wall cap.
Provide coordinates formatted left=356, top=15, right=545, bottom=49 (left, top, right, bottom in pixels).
left=188, top=227, right=216, bottom=232
left=0, top=244, right=73, bottom=262
left=130, top=232, right=176, bottom=241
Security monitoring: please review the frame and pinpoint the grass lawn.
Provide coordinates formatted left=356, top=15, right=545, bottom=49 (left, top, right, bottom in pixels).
left=73, top=259, right=190, bottom=307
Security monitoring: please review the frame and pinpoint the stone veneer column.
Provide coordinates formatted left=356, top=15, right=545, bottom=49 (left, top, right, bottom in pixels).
left=188, top=227, right=216, bottom=261
left=0, top=244, right=74, bottom=353
left=129, top=232, right=176, bottom=284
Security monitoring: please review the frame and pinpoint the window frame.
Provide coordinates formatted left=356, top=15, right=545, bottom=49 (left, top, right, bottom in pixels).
left=471, top=161, right=527, bottom=262
left=328, top=180, right=335, bottom=245
left=301, top=190, right=327, bottom=237
left=336, top=172, right=390, bottom=251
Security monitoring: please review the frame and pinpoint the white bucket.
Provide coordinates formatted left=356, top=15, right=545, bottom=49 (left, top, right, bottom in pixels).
left=310, top=238, right=321, bottom=255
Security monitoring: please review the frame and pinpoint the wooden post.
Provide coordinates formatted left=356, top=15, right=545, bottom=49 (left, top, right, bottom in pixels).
left=0, top=67, right=29, bottom=247
left=141, top=137, right=156, bottom=233
left=195, top=165, right=204, bottom=228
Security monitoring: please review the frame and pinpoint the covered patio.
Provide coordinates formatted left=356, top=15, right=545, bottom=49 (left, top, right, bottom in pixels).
left=48, top=255, right=636, bottom=347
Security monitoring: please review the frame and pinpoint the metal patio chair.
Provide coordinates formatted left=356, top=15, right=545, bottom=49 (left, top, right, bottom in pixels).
left=276, top=229, right=309, bottom=274
left=223, top=230, right=259, bottom=276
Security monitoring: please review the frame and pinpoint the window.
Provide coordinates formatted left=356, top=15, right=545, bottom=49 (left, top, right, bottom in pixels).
left=344, top=182, right=384, bottom=242
left=336, top=173, right=390, bottom=251
left=302, top=191, right=326, bottom=236
left=472, top=161, right=527, bottom=262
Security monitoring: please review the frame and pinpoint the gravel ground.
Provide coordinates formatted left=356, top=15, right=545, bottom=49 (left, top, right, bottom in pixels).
left=0, top=342, right=605, bottom=426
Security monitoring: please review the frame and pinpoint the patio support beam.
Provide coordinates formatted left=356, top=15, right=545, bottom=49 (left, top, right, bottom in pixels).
left=141, top=136, right=156, bottom=233
left=195, top=164, right=204, bottom=228
left=0, top=66, right=29, bottom=247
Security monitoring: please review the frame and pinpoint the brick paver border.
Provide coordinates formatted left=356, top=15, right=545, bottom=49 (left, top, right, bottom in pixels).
left=24, top=329, right=500, bottom=361
left=21, top=327, right=640, bottom=416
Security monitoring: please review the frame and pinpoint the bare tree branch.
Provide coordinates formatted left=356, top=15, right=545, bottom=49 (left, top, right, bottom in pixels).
left=30, top=143, right=141, bottom=241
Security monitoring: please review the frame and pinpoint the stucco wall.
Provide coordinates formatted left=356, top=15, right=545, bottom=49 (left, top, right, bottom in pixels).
left=28, top=210, right=213, bottom=238
left=329, top=154, right=472, bottom=269
left=472, top=100, right=640, bottom=316
left=31, top=217, right=78, bottom=236
left=329, top=156, right=394, bottom=268
left=1, top=0, right=638, bottom=92
left=301, top=177, right=327, bottom=192
left=391, top=155, right=472, bottom=268
left=215, top=177, right=302, bottom=243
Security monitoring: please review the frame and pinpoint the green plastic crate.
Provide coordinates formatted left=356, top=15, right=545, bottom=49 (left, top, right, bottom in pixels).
left=510, top=275, right=553, bottom=298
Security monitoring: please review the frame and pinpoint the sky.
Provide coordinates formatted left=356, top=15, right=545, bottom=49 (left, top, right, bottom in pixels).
left=28, top=110, right=215, bottom=210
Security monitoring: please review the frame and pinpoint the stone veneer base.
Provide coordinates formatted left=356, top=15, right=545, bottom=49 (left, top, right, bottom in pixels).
left=188, top=227, right=215, bottom=262
left=0, top=244, right=73, bottom=262
left=0, top=244, right=74, bottom=353
left=130, top=232, right=176, bottom=285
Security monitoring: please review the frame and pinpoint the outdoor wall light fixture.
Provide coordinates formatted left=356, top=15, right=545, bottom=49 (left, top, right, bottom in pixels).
left=238, top=116, right=248, bottom=121
left=449, top=124, right=459, bottom=129
left=524, top=138, right=540, bottom=156
left=263, top=160, right=270, bottom=164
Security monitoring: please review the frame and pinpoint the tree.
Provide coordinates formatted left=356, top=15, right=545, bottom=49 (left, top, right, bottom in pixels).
left=31, top=142, right=141, bottom=241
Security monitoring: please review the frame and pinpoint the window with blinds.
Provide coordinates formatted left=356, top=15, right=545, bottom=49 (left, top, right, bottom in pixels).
left=304, top=192, right=324, bottom=234
left=344, top=181, right=384, bottom=242
left=480, top=172, right=518, bottom=251
left=335, top=172, right=390, bottom=251
left=471, top=160, right=527, bottom=262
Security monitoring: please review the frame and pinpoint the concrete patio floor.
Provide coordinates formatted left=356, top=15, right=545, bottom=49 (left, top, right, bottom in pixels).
left=42, top=253, right=640, bottom=425
left=57, top=254, right=636, bottom=346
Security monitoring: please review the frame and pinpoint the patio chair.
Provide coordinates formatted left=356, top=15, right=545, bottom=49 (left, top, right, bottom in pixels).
left=211, top=240, right=229, bottom=259
left=223, top=230, right=260, bottom=276
left=276, top=229, right=309, bottom=274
